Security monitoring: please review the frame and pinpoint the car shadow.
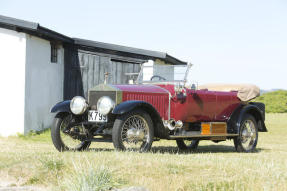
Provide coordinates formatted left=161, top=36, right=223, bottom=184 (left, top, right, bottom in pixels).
left=85, top=145, right=264, bottom=154
left=87, top=148, right=114, bottom=152
left=151, top=145, right=265, bottom=154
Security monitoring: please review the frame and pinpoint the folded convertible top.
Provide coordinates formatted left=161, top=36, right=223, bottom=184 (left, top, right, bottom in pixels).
left=198, top=83, right=260, bottom=102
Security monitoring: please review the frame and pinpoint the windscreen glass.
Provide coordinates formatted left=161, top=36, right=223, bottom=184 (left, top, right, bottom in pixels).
left=137, top=64, right=189, bottom=83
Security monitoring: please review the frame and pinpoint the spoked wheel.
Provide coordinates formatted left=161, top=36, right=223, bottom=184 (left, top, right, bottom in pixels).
left=234, top=114, right=258, bottom=152
left=176, top=139, right=200, bottom=151
left=112, top=109, right=154, bottom=152
left=51, top=113, right=91, bottom=152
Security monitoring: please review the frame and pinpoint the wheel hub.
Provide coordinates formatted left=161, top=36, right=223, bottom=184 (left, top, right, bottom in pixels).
left=126, top=128, right=145, bottom=141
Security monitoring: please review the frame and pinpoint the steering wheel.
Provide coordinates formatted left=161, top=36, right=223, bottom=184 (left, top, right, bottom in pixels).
left=150, top=75, right=166, bottom=81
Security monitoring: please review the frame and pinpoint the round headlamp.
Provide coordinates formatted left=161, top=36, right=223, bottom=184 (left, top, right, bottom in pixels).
left=97, top=96, right=115, bottom=115
left=70, top=96, right=88, bottom=115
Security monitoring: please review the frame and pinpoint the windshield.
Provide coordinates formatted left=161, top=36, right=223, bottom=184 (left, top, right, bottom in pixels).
left=137, top=64, right=191, bottom=84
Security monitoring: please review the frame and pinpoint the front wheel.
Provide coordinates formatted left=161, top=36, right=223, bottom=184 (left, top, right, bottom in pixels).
left=234, top=114, right=258, bottom=152
left=112, top=109, right=154, bottom=152
left=51, top=113, right=91, bottom=152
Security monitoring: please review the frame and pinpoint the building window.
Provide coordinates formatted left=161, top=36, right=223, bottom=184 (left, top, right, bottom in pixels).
left=51, top=44, right=58, bottom=63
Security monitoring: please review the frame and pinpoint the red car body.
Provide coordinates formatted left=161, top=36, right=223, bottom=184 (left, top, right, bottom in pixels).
left=109, top=84, right=241, bottom=123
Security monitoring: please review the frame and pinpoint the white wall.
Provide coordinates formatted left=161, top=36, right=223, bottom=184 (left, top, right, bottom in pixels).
left=25, top=35, right=64, bottom=133
left=0, top=28, right=26, bottom=136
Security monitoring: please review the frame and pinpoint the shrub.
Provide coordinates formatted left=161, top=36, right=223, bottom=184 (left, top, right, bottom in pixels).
left=63, top=164, right=118, bottom=191
left=254, top=90, right=287, bottom=113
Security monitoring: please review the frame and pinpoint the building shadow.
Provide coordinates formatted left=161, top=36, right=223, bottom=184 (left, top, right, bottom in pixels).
left=64, top=45, right=84, bottom=99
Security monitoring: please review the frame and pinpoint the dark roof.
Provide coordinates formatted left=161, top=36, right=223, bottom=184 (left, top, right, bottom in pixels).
left=0, top=15, right=73, bottom=43
left=0, top=15, right=187, bottom=65
left=0, top=15, right=38, bottom=30
left=74, top=38, right=186, bottom=65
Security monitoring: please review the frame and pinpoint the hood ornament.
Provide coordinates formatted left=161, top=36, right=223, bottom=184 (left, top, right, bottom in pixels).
left=104, top=72, right=110, bottom=84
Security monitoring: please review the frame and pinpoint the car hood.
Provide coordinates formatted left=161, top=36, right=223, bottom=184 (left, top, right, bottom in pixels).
left=88, top=83, right=171, bottom=119
left=89, top=84, right=171, bottom=94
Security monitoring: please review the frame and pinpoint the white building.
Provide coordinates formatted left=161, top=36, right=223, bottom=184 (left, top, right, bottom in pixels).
left=0, top=15, right=186, bottom=136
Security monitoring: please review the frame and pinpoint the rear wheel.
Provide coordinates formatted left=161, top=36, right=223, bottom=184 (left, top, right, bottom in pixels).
left=176, top=139, right=200, bottom=151
left=234, top=114, right=258, bottom=152
left=112, top=109, right=154, bottom=152
left=51, top=113, right=91, bottom=152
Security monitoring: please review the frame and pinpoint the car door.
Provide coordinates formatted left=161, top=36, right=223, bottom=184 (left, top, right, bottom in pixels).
left=182, top=89, right=217, bottom=122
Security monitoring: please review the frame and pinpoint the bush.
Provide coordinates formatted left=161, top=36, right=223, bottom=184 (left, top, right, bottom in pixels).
left=63, top=164, right=118, bottom=191
left=254, top=90, right=287, bottom=113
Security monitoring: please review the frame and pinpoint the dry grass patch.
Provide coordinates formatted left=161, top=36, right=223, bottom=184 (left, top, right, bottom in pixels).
left=0, top=113, right=287, bottom=190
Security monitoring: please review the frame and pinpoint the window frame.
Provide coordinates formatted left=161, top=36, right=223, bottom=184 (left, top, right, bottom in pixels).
left=50, top=43, right=58, bottom=63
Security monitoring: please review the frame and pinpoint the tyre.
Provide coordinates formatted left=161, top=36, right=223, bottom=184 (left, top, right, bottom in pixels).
left=51, top=113, right=91, bottom=152
left=234, top=114, right=258, bottom=152
left=112, top=109, right=154, bottom=152
left=176, top=139, right=200, bottom=151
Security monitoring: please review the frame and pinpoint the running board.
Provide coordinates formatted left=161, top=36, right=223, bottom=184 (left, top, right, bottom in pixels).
left=169, top=134, right=239, bottom=139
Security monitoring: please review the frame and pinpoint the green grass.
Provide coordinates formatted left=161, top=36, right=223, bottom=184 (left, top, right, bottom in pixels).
left=254, top=90, right=287, bottom=113
left=1, top=113, right=287, bottom=190
left=62, top=164, right=117, bottom=191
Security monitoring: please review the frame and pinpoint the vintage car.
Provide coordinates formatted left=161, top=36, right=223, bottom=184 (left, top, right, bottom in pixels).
left=50, top=63, right=267, bottom=152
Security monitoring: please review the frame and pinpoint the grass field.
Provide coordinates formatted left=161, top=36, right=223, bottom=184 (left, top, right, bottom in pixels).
left=1, top=113, right=287, bottom=191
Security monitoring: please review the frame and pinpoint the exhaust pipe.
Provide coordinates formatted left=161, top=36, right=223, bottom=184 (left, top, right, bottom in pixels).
left=164, top=119, right=183, bottom=130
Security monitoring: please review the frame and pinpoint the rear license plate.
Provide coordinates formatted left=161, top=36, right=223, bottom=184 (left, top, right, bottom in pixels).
left=88, top=110, right=107, bottom=122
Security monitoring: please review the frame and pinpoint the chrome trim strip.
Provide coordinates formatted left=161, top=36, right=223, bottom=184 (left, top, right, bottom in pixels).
left=109, top=84, right=122, bottom=104
left=168, top=93, right=171, bottom=120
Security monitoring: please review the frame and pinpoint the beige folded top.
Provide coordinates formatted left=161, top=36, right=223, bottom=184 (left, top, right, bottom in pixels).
left=198, top=83, right=260, bottom=102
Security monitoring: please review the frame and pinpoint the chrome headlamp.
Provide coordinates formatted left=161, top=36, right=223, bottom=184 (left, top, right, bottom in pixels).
left=70, top=96, right=88, bottom=115
left=97, top=96, right=115, bottom=115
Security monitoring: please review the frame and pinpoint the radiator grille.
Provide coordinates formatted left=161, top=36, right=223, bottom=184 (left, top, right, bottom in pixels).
left=88, top=91, right=116, bottom=108
left=123, top=92, right=169, bottom=119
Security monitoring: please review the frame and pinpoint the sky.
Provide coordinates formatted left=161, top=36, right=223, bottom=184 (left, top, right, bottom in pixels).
left=1, top=0, right=286, bottom=90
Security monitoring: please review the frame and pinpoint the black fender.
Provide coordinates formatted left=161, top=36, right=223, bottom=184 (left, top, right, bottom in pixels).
left=112, top=100, right=157, bottom=115
left=227, top=103, right=267, bottom=134
left=112, top=100, right=169, bottom=138
left=50, top=100, right=71, bottom=113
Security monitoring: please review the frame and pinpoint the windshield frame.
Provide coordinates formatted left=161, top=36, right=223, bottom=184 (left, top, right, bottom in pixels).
left=136, top=63, right=192, bottom=84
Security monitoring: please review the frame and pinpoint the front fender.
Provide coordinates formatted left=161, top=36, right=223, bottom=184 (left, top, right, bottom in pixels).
left=112, top=100, right=155, bottom=115
left=50, top=100, right=71, bottom=113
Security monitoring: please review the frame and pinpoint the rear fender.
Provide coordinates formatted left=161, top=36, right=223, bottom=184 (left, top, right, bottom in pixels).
left=50, top=100, right=71, bottom=113
left=228, top=104, right=267, bottom=134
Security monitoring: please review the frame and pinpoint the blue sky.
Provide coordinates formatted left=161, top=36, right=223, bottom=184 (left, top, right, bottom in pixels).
left=1, top=0, right=286, bottom=90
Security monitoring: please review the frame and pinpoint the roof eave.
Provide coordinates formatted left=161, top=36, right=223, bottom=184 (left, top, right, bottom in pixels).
left=74, top=38, right=187, bottom=65
left=164, top=54, right=187, bottom=65
left=0, top=15, right=38, bottom=30
left=0, top=15, right=73, bottom=43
